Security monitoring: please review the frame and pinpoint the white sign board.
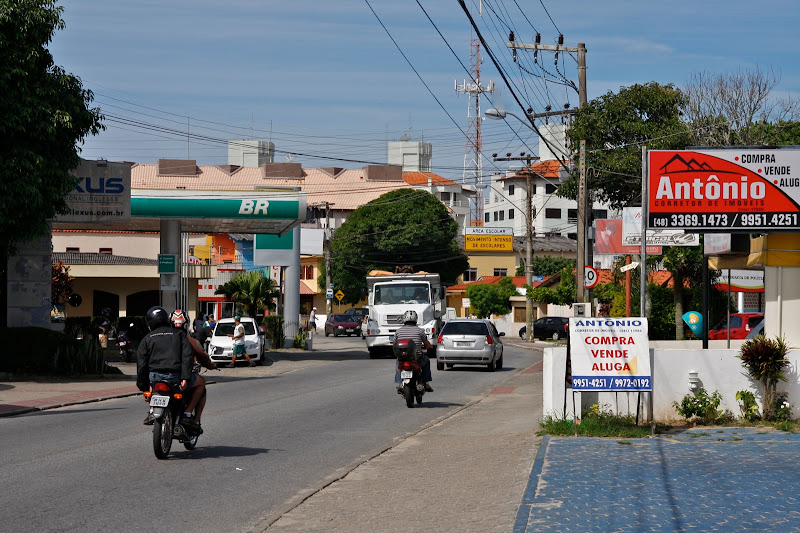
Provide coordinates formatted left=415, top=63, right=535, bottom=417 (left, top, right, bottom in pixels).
left=462, top=298, right=471, bottom=309
left=622, top=207, right=699, bottom=246
left=569, top=317, right=651, bottom=391
left=56, top=159, right=131, bottom=223
left=464, top=227, right=513, bottom=235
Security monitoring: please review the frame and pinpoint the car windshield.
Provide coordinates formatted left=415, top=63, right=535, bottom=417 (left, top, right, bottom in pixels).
left=214, top=322, right=256, bottom=336
left=331, top=314, right=353, bottom=322
left=442, top=322, right=489, bottom=336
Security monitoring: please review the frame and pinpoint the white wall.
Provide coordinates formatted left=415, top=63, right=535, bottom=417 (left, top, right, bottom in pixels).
left=52, top=232, right=206, bottom=258
left=543, top=346, right=800, bottom=422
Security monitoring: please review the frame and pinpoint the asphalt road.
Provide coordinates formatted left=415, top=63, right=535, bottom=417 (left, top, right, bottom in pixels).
left=0, top=336, right=539, bottom=532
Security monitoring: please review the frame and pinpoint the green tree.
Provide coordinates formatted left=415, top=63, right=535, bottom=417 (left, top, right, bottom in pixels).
left=527, top=267, right=576, bottom=306
left=516, top=256, right=575, bottom=277
left=330, top=189, right=468, bottom=304
left=1, top=0, right=103, bottom=323
left=215, top=270, right=280, bottom=317
left=465, top=277, right=518, bottom=318
left=561, top=82, right=690, bottom=209
left=662, top=246, right=705, bottom=339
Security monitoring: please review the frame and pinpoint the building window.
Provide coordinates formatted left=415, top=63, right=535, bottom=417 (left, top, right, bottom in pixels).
left=493, top=211, right=498, bottom=222
left=440, top=192, right=450, bottom=202
left=484, top=212, right=490, bottom=223
left=509, top=209, right=515, bottom=219
left=545, top=208, right=562, bottom=219
left=498, top=211, right=504, bottom=221
left=592, top=209, right=608, bottom=220
left=301, top=265, right=314, bottom=280
left=99, top=248, right=112, bottom=255
left=493, top=268, right=508, bottom=277
left=508, top=184, right=515, bottom=196
left=567, top=209, right=578, bottom=222
left=545, top=184, right=558, bottom=194
left=567, top=232, right=577, bottom=240
left=463, top=268, right=478, bottom=282
left=66, top=247, right=80, bottom=253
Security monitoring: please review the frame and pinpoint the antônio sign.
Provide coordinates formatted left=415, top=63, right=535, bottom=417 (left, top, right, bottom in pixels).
left=648, top=149, right=800, bottom=232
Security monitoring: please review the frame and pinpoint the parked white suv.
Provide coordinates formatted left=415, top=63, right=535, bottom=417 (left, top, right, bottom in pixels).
left=208, top=317, right=265, bottom=365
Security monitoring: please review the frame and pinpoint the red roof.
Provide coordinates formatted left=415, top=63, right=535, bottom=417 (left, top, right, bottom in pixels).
left=299, top=281, right=315, bottom=295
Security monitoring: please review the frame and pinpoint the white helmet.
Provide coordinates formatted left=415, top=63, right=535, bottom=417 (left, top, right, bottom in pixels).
left=402, top=310, right=418, bottom=324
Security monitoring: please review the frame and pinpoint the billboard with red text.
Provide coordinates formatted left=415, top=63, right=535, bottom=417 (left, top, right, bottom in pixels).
left=648, top=149, right=800, bottom=232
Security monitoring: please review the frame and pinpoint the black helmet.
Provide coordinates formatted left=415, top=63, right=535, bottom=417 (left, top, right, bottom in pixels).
left=145, top=306, right=170, bottom=330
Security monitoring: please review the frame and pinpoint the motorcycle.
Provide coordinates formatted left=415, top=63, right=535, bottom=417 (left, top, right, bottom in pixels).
left=117, top=331, right=133, bottom=363
left=143, top=378, right=201, bottom=459
left=392, top=338, right=425, bottom=408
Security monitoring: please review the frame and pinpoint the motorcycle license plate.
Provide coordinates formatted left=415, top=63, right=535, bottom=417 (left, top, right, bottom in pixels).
left=400, top=370, right=413, bottom=379
left=149, top=395, right=169, bottom=407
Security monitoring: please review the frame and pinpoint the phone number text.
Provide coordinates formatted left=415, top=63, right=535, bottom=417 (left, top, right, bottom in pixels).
left=572, top=376, right=652, bottom=391
left=650, top=212, right=799, bottom=230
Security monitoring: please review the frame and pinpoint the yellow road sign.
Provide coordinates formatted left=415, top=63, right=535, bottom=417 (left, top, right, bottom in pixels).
left=464, top=234, right=513, bottom=251
left=335, top=290, right=344, bottom=301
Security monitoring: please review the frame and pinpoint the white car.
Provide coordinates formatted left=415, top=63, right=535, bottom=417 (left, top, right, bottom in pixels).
left=208, top=317, right=265, bottom=365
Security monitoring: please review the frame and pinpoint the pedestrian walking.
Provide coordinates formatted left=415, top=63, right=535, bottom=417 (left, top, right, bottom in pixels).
left=227, top=315, right=254, bottom=367
left=309, top=307, right=317, bottom=334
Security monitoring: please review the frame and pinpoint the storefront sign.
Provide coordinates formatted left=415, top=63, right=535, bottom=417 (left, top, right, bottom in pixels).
left=648, top=149, right=800, bottom=232
left=56, top=160, right=131, bottom=223
left=569, top=317, right=651, bottom=391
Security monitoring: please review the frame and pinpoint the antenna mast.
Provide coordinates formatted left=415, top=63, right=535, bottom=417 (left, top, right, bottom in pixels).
left=455, top=37, right=494, bottom=226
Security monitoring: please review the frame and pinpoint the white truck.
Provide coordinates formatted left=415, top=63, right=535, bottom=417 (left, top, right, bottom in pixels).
left=364, top=272, right=447, bottom=358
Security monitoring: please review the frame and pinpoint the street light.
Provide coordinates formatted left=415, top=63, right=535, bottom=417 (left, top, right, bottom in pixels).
left=485, top=108, right=535, bottom=343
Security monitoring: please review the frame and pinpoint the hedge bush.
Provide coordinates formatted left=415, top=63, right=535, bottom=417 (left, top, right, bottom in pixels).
left=262, top=315, right=284, bottom=348
left=0, top=327, right=118, bottom=375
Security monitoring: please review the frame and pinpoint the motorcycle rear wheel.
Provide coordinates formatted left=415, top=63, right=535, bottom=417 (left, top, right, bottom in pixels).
left=153, top=410, right=173, bottom=459
left=403, top=384, right=414, bottom=408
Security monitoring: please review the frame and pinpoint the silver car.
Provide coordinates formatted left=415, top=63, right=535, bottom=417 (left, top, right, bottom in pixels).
left=436, top=319, right=505, bottom=372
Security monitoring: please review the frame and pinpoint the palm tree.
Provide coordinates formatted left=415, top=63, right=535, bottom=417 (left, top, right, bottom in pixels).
left=215, top=270, right=280, bottom=318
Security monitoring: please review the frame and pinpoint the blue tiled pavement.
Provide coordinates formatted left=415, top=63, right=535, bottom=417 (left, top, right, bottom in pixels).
left=517, top=428, right=800, bottom=532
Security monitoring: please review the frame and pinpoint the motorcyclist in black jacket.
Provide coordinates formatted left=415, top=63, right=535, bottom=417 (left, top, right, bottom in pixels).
left=137, top=306, right=196, bottom=425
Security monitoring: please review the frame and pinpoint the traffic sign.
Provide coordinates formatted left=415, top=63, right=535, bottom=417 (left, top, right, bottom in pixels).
left=620, top=261, right=640, bottom=273
left=335, top=290, right=344, bottom=301
left=326, top=288, right=334, bottom=299
left=584, top=265, right=599, bottom=289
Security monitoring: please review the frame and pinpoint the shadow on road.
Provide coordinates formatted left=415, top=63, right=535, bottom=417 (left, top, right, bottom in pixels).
left=171, top=445, right=275, bottom=459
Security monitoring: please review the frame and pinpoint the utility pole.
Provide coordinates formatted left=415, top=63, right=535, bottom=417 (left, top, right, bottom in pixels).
left=507, top=37, right=589, bottom=303
left=324, top=203, right=333, bottom=316
left=493, top=153, right=538, bottom=342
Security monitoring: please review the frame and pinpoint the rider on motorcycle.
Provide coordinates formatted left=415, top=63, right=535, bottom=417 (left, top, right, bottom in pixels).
left=393, top=310, right=434, bottom=392
left=137, top=307, right=198, bottom=428
left=170, top=309, right=216, bottom=430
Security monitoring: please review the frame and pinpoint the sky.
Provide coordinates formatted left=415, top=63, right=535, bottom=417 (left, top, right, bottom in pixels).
left=50, top=0, right=800, bottom=184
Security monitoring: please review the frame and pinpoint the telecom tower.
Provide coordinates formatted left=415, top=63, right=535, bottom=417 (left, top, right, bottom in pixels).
left=455, top=38, right=494, bottom=226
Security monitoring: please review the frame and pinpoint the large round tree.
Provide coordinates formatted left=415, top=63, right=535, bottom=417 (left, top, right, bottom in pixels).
left=330, top=189, right=468, bottom=304
left=1, top=0, right=104, bottom=323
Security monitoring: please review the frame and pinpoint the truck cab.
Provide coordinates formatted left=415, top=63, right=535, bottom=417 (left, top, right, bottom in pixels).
left=364, top=273, right=445, bottom=358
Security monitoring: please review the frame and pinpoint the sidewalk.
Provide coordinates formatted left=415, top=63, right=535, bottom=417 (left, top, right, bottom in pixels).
left=262, top=360, right=544, bottom=532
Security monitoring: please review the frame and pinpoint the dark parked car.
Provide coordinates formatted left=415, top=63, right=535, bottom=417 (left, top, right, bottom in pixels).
left=519, top=316, right=570, bottom=341
left=324, top=314, right=362, bottom=337
left=344, top=307, right=369, bottom=319
left=436, top=319, right=504, bottom=371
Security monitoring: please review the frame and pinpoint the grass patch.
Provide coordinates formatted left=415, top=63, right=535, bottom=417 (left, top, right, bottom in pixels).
left=690, top=432, right=710, bottom=438
left=617, top=440, right=632, bottom=445
left=538, top=413, right=666, bottom=439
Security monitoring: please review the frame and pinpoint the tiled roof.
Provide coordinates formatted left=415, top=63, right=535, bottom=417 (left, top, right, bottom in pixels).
left=131, top=164, right=414, bottom=211
left=53, top=252, right=157, bottom=266
left=300, top=281, right=315, bottom=295
left=403, top=172, right=458, bottom=186
left=496, top=159, right=567, bottom=180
